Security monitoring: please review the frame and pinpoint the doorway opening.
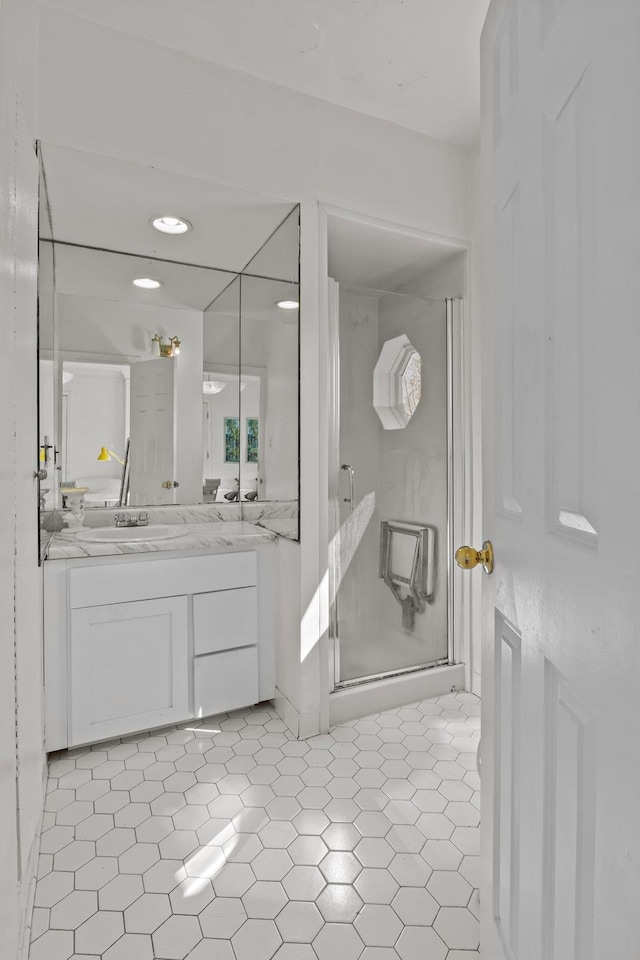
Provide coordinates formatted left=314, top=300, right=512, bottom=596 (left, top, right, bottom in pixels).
left=324, top=209, right=471, bottom=718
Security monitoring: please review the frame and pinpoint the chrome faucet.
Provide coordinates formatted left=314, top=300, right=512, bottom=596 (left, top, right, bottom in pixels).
left=114, top=512, right=149, bottom=528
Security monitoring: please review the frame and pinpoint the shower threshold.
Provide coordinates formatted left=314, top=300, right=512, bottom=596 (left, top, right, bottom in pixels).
left=335, top=656, right=451, bottom=690
left=329, top=661, right=465, bottom=726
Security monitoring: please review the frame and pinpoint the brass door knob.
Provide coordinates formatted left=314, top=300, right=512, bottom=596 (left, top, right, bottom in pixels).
left=455, top=540, right=494, bottom=575
left=161, top=480, right=179, bottom=489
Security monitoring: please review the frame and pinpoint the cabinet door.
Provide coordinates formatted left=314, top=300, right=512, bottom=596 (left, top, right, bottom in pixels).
left=70, top=596, right=189, bottom=745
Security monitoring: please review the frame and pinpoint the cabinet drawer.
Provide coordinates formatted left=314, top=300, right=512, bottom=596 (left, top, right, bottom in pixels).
left=194, top=647, right=258, bottom=717
left=193, top=587, right=258, bottom=655
left=69, top=551, right=257, bottom=608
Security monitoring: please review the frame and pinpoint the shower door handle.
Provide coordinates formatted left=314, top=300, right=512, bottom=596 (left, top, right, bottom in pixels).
left=341, top=464, right=355, bottom=511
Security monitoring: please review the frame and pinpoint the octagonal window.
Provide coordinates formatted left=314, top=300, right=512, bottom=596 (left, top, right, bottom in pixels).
left=373, top=334, right=422, bottom=429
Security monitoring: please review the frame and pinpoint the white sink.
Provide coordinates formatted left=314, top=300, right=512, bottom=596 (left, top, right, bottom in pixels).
left=75, top=524, right=188, bottom=544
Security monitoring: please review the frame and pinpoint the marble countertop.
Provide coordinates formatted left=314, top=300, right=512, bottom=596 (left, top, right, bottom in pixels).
left=256, top=518, right=299, bottom=539
left=46, top=521, right=276, bottom=561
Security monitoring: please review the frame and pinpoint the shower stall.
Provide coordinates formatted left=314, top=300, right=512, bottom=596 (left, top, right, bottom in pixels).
left=327, top=278, right=465, bottom=703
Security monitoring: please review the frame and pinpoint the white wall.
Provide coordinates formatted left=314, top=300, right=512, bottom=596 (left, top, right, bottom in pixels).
left=0, top=0, right=44, bottom=956
left=37, top=8, right=469, bottom=238
left=57, top=293, right=204, bottom=504
left=36, top=5, right=473, bottom=734
left=63, top=364, right=128, bottom=483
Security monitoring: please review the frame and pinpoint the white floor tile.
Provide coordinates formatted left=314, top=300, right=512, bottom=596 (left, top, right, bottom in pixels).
left=354, top=904, right=403, bottom=947
left=75, top=911, right=125, bottom=954
left=391, top=887, right=439, bottom=926
left=433, top=906, right=480, bottom=950
left=313, top=923, right=365, bottom=960
left=125, top=892, right=172, bottom=933
left=31, top=693, right=481, bottom=960
left=49, top=890, right=97, bottom=930
left=275, top=901, right=324, bottom=941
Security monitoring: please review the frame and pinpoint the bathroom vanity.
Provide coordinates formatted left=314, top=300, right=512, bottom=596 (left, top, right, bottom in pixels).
left=44, top=528, right=277, bottom=751
left=36, top=150, right=302, bottom=752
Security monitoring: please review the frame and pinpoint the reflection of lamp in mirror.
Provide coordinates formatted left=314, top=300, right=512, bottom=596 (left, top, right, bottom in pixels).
left=152, top=334, right=181, bottom=357
left=276, top=299, right=299, bottom=310
left=98, top=440, right=131, bottom=508
left=97, top=446, right=125, bottom=466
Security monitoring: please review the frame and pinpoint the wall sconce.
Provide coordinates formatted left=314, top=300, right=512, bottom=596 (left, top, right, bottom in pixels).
left=152, top=334, right=181, bottom=357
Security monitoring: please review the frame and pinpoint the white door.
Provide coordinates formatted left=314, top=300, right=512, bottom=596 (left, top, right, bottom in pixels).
left=479, top=2, right=640, bottom=958
left=129, top=357, right=177, bottom=504
left=69, top=595, right=190, bottom=745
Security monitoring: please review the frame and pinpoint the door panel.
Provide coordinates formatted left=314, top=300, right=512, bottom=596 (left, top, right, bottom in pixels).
left=481, top=1, right=640, bottom=958
left=493, top=613, right=521, bottom=957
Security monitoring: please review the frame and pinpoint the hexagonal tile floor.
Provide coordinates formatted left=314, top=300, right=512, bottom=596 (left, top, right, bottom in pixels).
left=29, top=693, right=480, bottom=959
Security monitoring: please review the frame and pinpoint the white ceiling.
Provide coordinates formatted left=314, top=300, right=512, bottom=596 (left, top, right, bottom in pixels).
left=327, top=214, right=460, bottom=291
left=206, top=275, right=300, bottom=325
left=43, top=0, right=489, bottom=146
left=41, top=144, right=296, bottom=273
left=53, top=242, right=299, bottom=321
left=53, top=243, right=237, bottom=311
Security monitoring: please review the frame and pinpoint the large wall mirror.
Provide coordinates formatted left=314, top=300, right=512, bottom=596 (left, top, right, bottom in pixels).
left=37, top=144, right=300, bottom=546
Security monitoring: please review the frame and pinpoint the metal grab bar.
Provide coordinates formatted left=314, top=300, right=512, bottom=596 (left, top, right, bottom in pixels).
left=340, top=464, right=355, bottom=511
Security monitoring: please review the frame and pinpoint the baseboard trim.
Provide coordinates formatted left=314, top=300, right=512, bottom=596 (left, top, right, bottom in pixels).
left=329, top=663, right=467, bottom=726
left=274, top=687, right=320, bottom=740
left=18, top=758, right=47, bottom=960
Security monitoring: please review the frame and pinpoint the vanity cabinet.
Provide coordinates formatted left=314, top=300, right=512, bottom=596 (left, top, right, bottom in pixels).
left=44, top=546, right=275, bottom=750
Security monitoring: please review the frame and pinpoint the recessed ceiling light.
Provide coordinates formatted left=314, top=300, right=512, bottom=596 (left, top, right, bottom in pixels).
left=133, top=277, right=162, bottom=289
left=276, top=299, right=299, bottom=310
left=152, top=216, right=191, bottom=235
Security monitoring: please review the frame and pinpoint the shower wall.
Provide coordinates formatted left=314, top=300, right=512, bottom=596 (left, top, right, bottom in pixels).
left=336, top=283, right=450, bottom=684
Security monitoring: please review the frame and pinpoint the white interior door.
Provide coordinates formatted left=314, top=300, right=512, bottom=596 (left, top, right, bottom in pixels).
left=480, top=2, right=640, bottom=958
left=129, top=358, right=177, bottom=505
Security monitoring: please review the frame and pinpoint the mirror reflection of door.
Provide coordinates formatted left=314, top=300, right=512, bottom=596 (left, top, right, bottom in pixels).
left=129, top=358, right=177, bottom=505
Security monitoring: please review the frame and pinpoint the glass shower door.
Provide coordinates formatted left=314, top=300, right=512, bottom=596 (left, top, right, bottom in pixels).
left=329, top=283, right=453, bottom=687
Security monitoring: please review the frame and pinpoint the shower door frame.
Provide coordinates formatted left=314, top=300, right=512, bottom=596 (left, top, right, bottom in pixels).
left=328, top=290, right=469, bottom=691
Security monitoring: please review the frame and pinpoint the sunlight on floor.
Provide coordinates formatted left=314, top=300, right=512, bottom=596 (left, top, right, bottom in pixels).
left=30, top=691, right=480, bottom=959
